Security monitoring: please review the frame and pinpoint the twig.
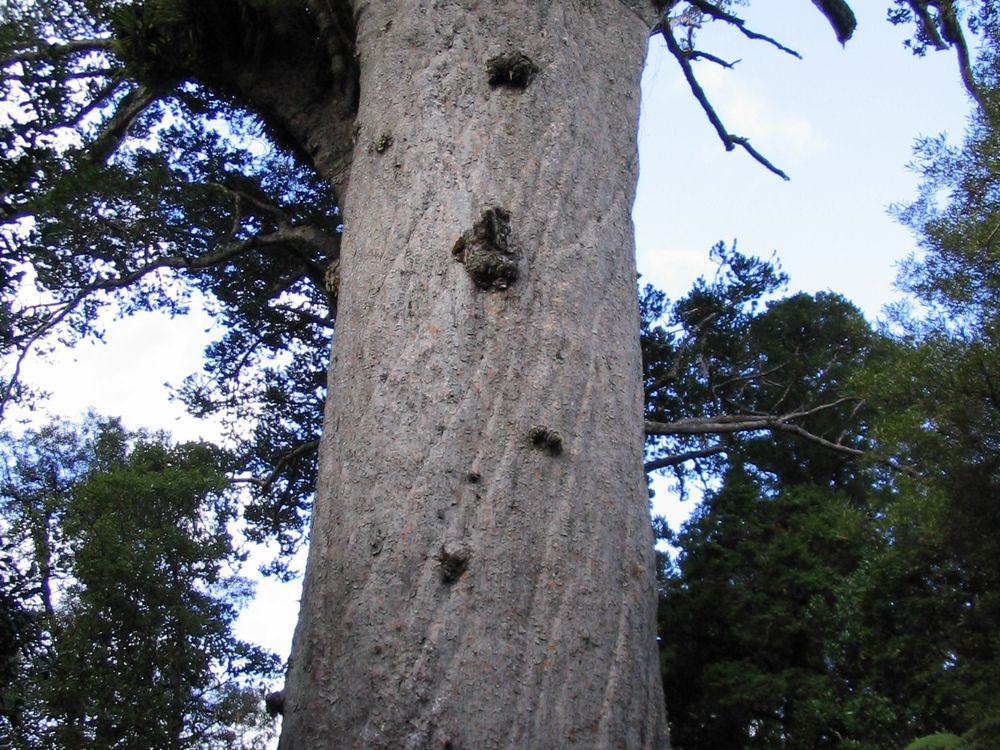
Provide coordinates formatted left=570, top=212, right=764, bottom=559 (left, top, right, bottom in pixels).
left=685, top=0, right=802, bottom=58
left=656, top=19, right=789, bottom=180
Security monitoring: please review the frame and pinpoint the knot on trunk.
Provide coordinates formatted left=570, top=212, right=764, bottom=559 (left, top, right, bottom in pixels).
left=434, top=542, right=471, bottom=584
left=487, top=51, right=539, bottom=88
left=528, top=425, right=564, bottom=456
left=452, top=207, right=520, bottom=291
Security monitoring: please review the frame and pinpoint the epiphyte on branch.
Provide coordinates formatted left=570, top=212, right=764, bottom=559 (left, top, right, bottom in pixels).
left=265, top=690, right=285, bottom=716
left=452, top=206, right=520, bottom=291
left=323, top=258, right=340, bottom=295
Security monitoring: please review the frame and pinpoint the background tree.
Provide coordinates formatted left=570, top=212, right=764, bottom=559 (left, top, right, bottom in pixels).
left=660, top=476, right=883, bottom=749
left=641, top=244, right=873, bottom=485
left=641, top=250, right=891, bottom=747
left=653, top=6, right=1000, bottom=747
left=0, top=416, right=279, bottom=749
left=849, top=11, right=1000, bottom=743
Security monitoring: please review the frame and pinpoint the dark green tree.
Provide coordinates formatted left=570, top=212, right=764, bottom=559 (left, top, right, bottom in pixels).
left=844, top=13, right=1000, bottom=744
left=660, top=476, right=881, bottom=749
left=0, top=416, right=279, bottom=749
left=642, top=243, right=874, bottom=488
left=643, top=249, right=893, bottom=748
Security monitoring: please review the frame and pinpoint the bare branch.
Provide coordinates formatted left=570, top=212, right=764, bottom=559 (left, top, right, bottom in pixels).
left=0, top=38, right=113, bottom=68
left=770, top=421, right=864, bottom=457
left=729, top=135, right=790, bottom=181
left=46, top=75, right=127, bottom=134
left=688, top=51, right=739, bottom=69
left=836, top=398, right=866, bottom=444
left=204, top=181, right=292, bottom=224
left=712, top=363, right=787, bottom=392
left=644, top=398, right=866, bottom=460
left=656, top=19, right=790, bottom=180
left=685, top=0, right=802, bottom=58
left=645, top=445, right=727, bottom=472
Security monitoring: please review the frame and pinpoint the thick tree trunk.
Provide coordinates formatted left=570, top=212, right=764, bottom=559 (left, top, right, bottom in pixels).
left=279, top=2, right=667, bottom=747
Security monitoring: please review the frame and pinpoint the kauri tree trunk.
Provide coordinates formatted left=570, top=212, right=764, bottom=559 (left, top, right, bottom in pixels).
left=277, top=2, right=668, bottom=747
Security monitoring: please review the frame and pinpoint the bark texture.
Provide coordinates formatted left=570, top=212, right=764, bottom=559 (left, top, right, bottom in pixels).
left=278, top=1, right=668, bottom=747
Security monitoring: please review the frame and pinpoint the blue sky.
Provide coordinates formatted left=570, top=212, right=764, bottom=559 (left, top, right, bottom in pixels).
left=11, top=3, right=977, bottom=658
left=635, top=2, right=970, bottom=315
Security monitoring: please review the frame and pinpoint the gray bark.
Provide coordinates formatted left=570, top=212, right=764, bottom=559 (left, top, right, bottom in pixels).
left=278, top=1, right=668, bottom=747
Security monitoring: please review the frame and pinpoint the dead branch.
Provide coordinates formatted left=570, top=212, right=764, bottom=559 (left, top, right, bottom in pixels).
left=0, top=38, right=113, bottom=68
left=811, top=0, right=857, bottom=44
left=685, top=0, right=802, bottom=58
left=656, top=18, right=790, bottom=180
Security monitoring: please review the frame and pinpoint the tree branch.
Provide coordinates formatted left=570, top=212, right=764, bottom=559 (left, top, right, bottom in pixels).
left=685, top=0, right=802, bottom=58
left=656, top=19, right=790, bottom=180
left=0, top=38, right=113, bottom=68
left=898, top=1, right=984, bottom=108
left=645, top=445, right=728, bottom=472
left=46, top=75, right=127, bottom=134
left=0, top=227, right=313, bottom=419
left=688, top=51, right=740, bottom=69
left=89, top=84, right=157, bottom=163
left=645, top=399, right=866, bottom=458
left=810, top=0, right=857, bottom=44
left=230, top=439, right=321, bottom=492
left=203, top=181, right=292, bottom=224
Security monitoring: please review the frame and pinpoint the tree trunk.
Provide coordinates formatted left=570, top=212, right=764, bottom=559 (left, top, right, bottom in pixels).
left=279, top=2, right=667, bottom=747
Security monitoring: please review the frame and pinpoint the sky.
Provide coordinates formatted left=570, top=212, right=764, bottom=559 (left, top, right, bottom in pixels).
left=7, top=2, right=975, bottom=666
